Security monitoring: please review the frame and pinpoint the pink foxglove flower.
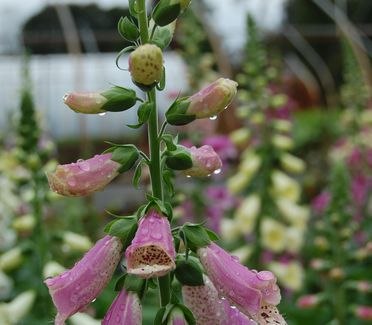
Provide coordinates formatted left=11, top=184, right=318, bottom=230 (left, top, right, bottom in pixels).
left=182, top=145, right=222, bottom=177
left=297, top=294, right=319, bottom=309
left=47, top=153, right=120, bottom=197
left=44, top=236, right=122, bottom=325
left=198, top=243, right=285, bottom=323
left=202, top=135, right=237, bottom=164
left=187, top=78, right=238, bottom=119
left=355, top=305, right=372, bottom=321
left=183, top=276, right=256, bottom=325
left=102, top=289, right=142, bottom=325
left=125, top=211, right=176, bottom=279
left=63, top=92, right=107, bottom=114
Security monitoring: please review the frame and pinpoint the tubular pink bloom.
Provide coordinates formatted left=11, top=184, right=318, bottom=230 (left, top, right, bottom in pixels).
left=182, top=276, right=227, bottom=325
left=102, top=289, right=142, bottom=325
left=187, top=78, right=238, bottom=119
left=125, top=211, right=176, bottom=279
left=297, top=294, right=319, bottom=309
left=355, top=306, right=372, bottom=321
left=63, top=92, right=107, bottom=114
left=223, top=300, right=259, bottom=325
left=47, top=153, right=120, bottom=197
left=198, top=243, right=283, bottom=322
left=44, top=236, right=123, bottom=325
left=182, top=145, right=222, bottom=177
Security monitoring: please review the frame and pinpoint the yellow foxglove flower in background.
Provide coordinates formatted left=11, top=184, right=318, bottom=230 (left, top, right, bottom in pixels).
left=261, top=218, right=287, bottom=253
left=269, top=261, right=304, bottom=291
left=272, top=134, right=294, bottom=150
left=62, top=231, right=93, bottom=254
left=234, top=195, right=261, bottom=235
left=271, top=170, right=300, bottom=202
left=230, top=246, right=253, bottom=263
left=280, top=153, right=306, bottom=174
left=285, top=227, right=305, bottom=253
left=0, top=247, right=23, bottom=272
left=70, top=313, right=101, bottom=325
left=0, top=290, right=36, bottom=324
left=220, top=219, right=241, bottom=243
left=43, top=261, right=66, bottom=279
left=230, top=128, right=251, bottom=148
left=227, top=172, right=251, bottom=194
left=276, top=198, right=309, bottom=229
left=273, top=119, right=292, bottom=132
left=12, top=214, right=36, bottom=233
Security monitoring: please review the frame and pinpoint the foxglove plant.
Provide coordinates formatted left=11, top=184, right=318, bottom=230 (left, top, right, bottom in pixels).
left=45, top=1, right=286, bottom=324
left=222, top=16, right=308, bottom=292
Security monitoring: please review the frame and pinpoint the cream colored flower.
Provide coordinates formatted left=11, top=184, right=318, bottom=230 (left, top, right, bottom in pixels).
left=276, top=198, right=309, bottom=229
left=280, top=153, right=306, bottom=174
left=227, top=172, right=251, bottom=195
left=230, top=128, right=251, bottom=148
left=271, top=170, right=301, bottom=202
left=230, top=246, right=253, bottom=263
left=220, top=219, right=241, bottom=243
left=261, top=218, right=287, bottom=253
left=0, top=290, right=36, bottom=324
left=12, top=214, right=36, bottom=232
left=43, top=261, right=66, bottom=279
left=234, top=195, right=261, bottom=235
left=62, top=231, right=93, bottom=253
left=269, top=261, right=304, bottom=291
left=273, top=119, right=292, bottom=132
left=0, top=271, right=13, bottom=300
left=272, top=134, right=294, bottom=150
left=0, top=247, right=23, bottom=272
left=239, top=152, right=261, bottom=176
left=285, top=227, right=305, bottom=253
left=70, top=313, right=101, bottom=325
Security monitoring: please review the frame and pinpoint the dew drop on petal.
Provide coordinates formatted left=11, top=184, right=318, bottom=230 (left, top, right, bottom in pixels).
left=209, top=115, right=217, bottom=120
left=99, top=112, right=106, bottom=116
left=186, top=175, right=191, bottom=178
left=62, top=93, right=69, bottom=101
left=213, top=168, right=222, bottom=175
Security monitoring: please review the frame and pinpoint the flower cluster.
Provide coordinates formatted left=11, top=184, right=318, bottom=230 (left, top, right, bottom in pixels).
left=43, top=2, right=286, bottom=324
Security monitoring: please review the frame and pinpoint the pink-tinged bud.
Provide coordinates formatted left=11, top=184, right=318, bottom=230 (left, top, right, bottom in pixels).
left=297, top=295, right=319, bottom=309
left=187, top=78, right=238, bottom=118
left=47, top=153, right=120, bottom=197
left=355, top=306, right=372, bottom=321
left=129, top=44, right=163, bottom=86
left=63, top=92, right=107, bottom=114
left=182, top=145, right=222, bottom=177
left=125, top=211, right=176, bottom=279
left=102, top=289, right=142, bottom=325
left=44, top=236, right=123, bottom=325
left=182, top=276, right=227, bottom=325
left=198, top=243, right=283, bottom=321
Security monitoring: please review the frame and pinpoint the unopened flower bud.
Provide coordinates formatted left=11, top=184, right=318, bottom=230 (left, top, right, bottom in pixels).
left=129, top=44, right=163, bottom=86
left=272, top=134, right=294, bottom=150
left=280, top=153, right=305, bottom=174
left=12, top=214, right=36, bottom=232
left=328, top=267, right=344, bottom=280
left=310, top=258, right=330, bottom=271
left=62, top=232, right=93, bottom=253
left=166, top=78, right=238, bottom=125
left=314, top=236, right=329, bottom=251
left=273, top=119, right=292, bottom=132
left=297, top=294, right=320, bottom=309
left=230, top=128, right=251, bottom=148
left=63, top=92, right=107, bottom=114
left=182, top=145, right=222, bottom=177
left=0, top=247, right=23, bottom=272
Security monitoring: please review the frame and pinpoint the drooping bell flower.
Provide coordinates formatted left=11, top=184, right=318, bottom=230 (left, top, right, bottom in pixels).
left=125, top=210, right=176, bottom=279
left=182, top=276, right=227, bottom=325
left=202, top=135, right=237, bottom=165
left=198, top=243, right=284, bottom=322
left=182, top=145, right=222, bottom=177
left=166, top=78, right=238, bottom=125
left=102, top=289, right=142, bottom=325
left=222, top=300, right=257, bottom=325
left=44, top=236, right=122, bottom=325
left=129, top=44, right=163, bottom=86
left=47, top=153, right=120, bottom=197
left=63, top=92, right=107, bottom=114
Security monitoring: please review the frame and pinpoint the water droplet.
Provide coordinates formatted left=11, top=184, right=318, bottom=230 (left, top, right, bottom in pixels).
left=78, top=161, right=90, bottom=171
left=186, top=175, right=191, bottom=178
left=213, top=168, right=221, bottom=175
left=62, top=93, right=69, bottom=101
left=232, top=255, right=240, bottom=262
left=91, top=298, right=97, bottom=303
left=99, top=112, right=106, bottom=116
left=209, top=115, right=217, bottom=120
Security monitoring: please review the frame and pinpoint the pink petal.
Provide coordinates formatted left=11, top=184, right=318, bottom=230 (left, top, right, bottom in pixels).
left=183, top=145, right=222, bottom=177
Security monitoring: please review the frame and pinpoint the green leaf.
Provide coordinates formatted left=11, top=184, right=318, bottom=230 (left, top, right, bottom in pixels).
left=107, top=216, right=138, bottom=250
left=154, top=307, right=167, bottom=325
left=152, top=0, right=181, bottom=27
left=111, top=145, right=139, bottom=173
left=177, top=304, right=196, bottom=325
left=165, top=146, right=192, bottom=170
left=162, top=134, right=178, bottom=151
left=133, top=161, right=143, bottom=188
left=124, top=274, right=146, bottom=294
left=165, top=99, right=194, bottom=126
left=205, top=228, right=220, bottom=241
left=181, top=224, right=211, bottom=252
left=101, top=86, right=137, bottom=112
left=151, top=26, right=173, bottom=50
left=118, top=16, right=139, bottom=41
left=128, top=0, right=138, bottom=16
left=127, top=102, right=153, bottom=129
left=114, top=274, right=127, bottom=291
left=156, top=67, right=166, bottom=90
left=163, top=169, right=175, bottom=197
left=175, top=256, right=204, bottom=286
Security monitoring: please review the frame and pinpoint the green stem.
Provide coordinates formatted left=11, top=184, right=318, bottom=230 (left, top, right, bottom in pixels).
left=137, top=0, right=170, bottom=307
